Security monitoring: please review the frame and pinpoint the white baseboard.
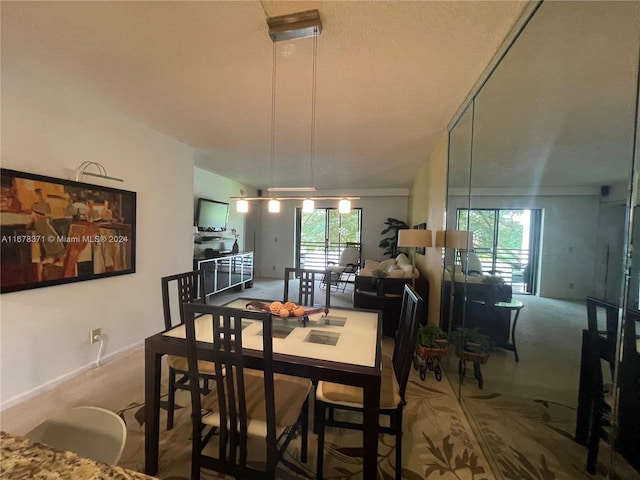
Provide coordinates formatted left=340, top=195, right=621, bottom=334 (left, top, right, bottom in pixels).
left=0, top=341, right=143, bottom=412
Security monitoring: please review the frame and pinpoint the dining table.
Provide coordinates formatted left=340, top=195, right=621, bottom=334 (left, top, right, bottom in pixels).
left=144, top=297, right=383, bottom=477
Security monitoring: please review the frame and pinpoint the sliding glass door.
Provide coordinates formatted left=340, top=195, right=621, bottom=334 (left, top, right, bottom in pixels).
left=457, top=208, right=541, bottom=294
left=295, top=208, right=361, bottom=270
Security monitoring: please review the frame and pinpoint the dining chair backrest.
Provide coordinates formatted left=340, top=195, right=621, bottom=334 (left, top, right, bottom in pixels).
left=182, top=303, right=277, bottom=468
left=161, top=270, right=205, bottom=330
left=283, top=267, right=331, bottom=308
left=585, top=296, right=620, bottom=375
left=617, top=308, right=640, bottom=471
left=26, top=406, right=127, bottom=465
left=393, top=284, right=424, bottom=399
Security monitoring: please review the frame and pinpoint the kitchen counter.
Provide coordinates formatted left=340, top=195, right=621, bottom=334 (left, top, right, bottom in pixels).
left=0, top=431, right=157, bottom=480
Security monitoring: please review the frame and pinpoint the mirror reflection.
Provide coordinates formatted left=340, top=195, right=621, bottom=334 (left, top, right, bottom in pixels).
left=444, top=1, right=640, bottom=477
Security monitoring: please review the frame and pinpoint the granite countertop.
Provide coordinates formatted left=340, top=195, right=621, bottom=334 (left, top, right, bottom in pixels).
left=0, top=431, right=157, bottom=480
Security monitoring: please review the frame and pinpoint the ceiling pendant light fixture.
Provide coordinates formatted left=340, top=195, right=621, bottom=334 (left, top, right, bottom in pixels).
left=236, top=199, right=249, bottom=213
left=338, top=198, right=351, bottom=214
left=233, top=10, right=360, bottom=212
left=267, top=29, right=281, bottom=215
left=302, top=24, right=319, bottom=214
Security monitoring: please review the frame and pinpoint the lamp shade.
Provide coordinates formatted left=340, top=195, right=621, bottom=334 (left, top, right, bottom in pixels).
left=268, top=199, right=281, bottom=213
left=236, top=199, right=249, bottom=213
left=435, top=230, right=473, bottom=249
left=397, top=229, right=433, bottom=248
left=302, top=198, right=315, bottom=213
left=338, top=199, right=351, bottom=214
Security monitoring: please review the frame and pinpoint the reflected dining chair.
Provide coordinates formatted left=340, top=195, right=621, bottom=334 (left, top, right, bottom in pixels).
left=26, top=406, right=127, bottom=465
left=314, top=284, right=424, bottom=480
left=183, top=303, right=311, bottom=480
left=161, top=270, right=216, bottom=430
left=283, top=267, right=331, bottom=309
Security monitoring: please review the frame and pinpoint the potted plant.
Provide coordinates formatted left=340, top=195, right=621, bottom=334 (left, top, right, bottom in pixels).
left=414, top=324, right=448, bottom=381
left=481, top=273, right=506, bottom=305
left=378, top=218, right=409, bottom=258
left=448, top=327, right=494, bottom=364
left=416, top=324, right=448, bottom=354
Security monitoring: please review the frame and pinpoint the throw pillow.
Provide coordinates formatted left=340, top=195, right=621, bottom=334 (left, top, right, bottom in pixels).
left=396, top=253, right=411, bottom=266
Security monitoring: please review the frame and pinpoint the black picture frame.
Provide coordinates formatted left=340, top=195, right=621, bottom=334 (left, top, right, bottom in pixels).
left=0, top=168, right=136, bottom=293
left=414, top=223, right=427, bottom=254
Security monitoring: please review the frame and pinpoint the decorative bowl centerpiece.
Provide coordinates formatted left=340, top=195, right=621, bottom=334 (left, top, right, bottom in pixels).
left=245, top=300, right=327, bottom=327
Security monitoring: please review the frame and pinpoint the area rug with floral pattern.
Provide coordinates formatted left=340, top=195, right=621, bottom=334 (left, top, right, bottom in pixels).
left=117, top=367, right=495, bottom=480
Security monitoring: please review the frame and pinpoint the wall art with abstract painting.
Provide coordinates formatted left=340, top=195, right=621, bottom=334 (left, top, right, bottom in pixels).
left=0, top=168, right=136, bottom=293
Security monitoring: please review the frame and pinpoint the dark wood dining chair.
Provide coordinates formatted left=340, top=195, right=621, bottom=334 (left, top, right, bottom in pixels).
left=182, top=303, right=311, bottom=480
left=576, top=297, right=621, bottom=473
left=161, top=270, right=216, bottom=430
left=283, top=267, right=331, bottom=308
left=314, top=284, right=424, bottom=480
left=616, top=308, right=640, bottom=473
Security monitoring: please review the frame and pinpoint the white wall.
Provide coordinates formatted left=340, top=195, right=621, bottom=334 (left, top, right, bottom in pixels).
left=0, top=55, right=195, bottom=408
left=193, top=167, right=257, bottom=257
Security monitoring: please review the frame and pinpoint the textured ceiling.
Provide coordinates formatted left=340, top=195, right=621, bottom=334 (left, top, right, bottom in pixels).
left=1, top=0, right=528, bottom=192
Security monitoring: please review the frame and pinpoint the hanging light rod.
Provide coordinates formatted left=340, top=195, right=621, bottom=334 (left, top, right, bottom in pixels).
left=267, top=187, right=317, bottom=193
left=230, top=196, right=359, bottom=201
left=267, top=9, right=322, bottom=42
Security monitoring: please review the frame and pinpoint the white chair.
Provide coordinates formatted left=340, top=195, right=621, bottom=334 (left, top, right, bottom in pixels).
left=26, top=406, right=127, bottom=465
left=324, top=243, right=361, bottom=291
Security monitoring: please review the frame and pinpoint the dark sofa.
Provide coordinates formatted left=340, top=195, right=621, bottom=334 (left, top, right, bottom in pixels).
left=353, top=275, right=429, bottom=337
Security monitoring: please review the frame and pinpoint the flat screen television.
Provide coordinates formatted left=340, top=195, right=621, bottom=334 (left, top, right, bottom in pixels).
left=195, top=198, right=229, bottom=232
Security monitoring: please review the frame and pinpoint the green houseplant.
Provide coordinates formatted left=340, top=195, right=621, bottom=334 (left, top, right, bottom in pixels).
left=378, top=218, right=409, bottom=258
left=414, top=324, right=448, bottom=381
left=416, top=324, right=448, bottom=349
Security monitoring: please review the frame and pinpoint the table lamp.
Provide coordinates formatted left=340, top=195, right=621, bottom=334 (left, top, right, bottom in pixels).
left=435, top=230, right=473, bottom=337
left=397, top=229, right=433, bottom=288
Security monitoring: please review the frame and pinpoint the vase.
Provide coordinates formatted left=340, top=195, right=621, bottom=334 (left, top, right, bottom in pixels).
left=232, top=239, right=239, bottom=254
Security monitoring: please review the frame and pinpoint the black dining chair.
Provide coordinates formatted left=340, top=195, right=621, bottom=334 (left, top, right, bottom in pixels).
left=283, top=267, right=331, bottom=308
left=616, top=308, right=640, bottom=472
left=314, top=284, right=424, bottom=480
left=577, top=297, right=621, bottom=473
left=182, top=303, right=311, bottom=480
left=161, top=270, right=217, bottom=430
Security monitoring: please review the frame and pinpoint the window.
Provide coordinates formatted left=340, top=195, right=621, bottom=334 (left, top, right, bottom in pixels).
left=457, top=208, right=541, bottom=294
left=295, top=208, right=362, bottom=270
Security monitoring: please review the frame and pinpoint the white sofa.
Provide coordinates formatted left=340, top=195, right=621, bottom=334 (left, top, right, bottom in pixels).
left=358, top=253, right=419, bottom=279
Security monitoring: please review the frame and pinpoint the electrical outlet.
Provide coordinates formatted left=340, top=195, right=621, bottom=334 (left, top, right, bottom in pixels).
left=90, top=328, right=102, bottom=344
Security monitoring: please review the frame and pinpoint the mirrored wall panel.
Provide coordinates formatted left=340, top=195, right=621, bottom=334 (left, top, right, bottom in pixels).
left=444, top=1, right=640, bottom=477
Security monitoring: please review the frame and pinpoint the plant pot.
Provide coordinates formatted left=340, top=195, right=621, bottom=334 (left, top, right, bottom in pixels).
left=459, top=350, right=489, bottom=364
left=232, top=239, right=239, bottom=254
left=416, top=344, right=447, bottom=359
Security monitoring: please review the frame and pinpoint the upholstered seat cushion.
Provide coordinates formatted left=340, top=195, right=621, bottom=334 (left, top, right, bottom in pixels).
left=201, top=374, right=311, bottom=438
left=315, top=355, right=400, bottom=409
left=166, top=355, right=217, bottom=374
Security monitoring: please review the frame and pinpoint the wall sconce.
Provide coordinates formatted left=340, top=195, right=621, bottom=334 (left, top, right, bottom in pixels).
left=75, top=161, right=123, bottom=183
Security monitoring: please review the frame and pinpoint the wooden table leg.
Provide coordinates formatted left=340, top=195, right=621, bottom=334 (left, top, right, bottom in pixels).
left=144, top=345, right=162, bottom=475
left=362, top=377, right=381, bottom=478
left=575, top=329, right=592, bottom=445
